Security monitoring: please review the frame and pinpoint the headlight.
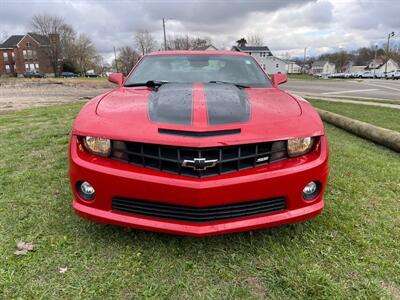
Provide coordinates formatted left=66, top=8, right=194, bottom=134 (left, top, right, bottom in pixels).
left=82, top=136, right=111, bottom=157
left=287, top=137, right=315, bottom=157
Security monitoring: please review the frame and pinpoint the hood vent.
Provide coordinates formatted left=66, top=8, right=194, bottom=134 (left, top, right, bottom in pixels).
left=158, top=128, right=241, bottom=137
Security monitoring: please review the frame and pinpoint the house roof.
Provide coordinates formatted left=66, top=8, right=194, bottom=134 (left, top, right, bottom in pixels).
left=27, top=33, right=50, bottom=45
left=312, top=60, right=329, bottom=67
left=0, top=33, right=51, bottom=49
left=368, top=58, right=384, bottom=66
left=0, top=35, right=24, bottom=48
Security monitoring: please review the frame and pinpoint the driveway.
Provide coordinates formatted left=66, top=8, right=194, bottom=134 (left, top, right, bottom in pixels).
left=282, top=79, right=400, bottom=101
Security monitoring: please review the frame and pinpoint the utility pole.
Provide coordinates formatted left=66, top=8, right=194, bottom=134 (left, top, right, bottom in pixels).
left=302, top=47, right=307, bottom=74
left=162, top=18, right=167, bottom=51
left=113, top=46, right=118, bottom=73
left=384, top=32, right=395, bottom=76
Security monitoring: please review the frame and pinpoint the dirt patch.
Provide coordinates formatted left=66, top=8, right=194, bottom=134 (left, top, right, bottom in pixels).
left=0, top=78, right=113, bottom=112
left=382, top=282, right=400, bottom=299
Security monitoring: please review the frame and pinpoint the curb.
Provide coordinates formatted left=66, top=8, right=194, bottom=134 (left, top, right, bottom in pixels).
left=316, top=108, right=400, bottom=152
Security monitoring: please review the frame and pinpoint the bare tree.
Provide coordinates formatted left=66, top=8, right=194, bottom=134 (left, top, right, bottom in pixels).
left=191, top=36, right=212, bottom=49
left=167, top=35, right=191, bottom=50
left=118, top=46, right=141, bottom=75
left=248, top=34, right=264, bottom=46
left=134, top=30, right=156, bottom=55
left=236, top=38, right=247, bottom=47
left=30, top=14, right=76, bottom=76
left=0, top=31, right=8, bottom=43
left=167, top=35, right=213, bottom=50
left=74, top=33, right=96, bottom=73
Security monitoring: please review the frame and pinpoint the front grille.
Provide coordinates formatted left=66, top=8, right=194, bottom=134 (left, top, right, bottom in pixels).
left=112, top=197, right=286, bottom=223
left=111, top=140, right=287, bottom=178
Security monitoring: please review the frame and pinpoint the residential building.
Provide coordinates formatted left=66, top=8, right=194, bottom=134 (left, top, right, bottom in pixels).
left=231, top=45, right=288, bottom=74
left=0, top=32, right=60, bottom=77
left=366, top=58, right=399, bottom=73
left=285, top=61, right=302, bottom=74
left=310, top=60, right=336, bottom=75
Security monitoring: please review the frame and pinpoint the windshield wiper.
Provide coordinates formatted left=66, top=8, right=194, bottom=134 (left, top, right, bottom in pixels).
left=208, top=81, right=250, bottom=88
left=124, top=80, right=169, bottom=88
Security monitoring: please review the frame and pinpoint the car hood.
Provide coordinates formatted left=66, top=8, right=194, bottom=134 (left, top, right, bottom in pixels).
left=74, top=83, right=324, bottom=147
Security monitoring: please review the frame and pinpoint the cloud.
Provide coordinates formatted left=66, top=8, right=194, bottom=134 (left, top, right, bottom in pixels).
left=0, top=0, right=399, bottom=59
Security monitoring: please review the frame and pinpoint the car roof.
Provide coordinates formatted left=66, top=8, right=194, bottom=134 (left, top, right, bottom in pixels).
left=146, top=50, right=249, bottom=57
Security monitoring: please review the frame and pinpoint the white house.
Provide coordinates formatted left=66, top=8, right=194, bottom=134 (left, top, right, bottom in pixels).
left=231, top=45, right=288, bottom=74
left=310, top=60, right=336, bottom=75
left=368, top=58, right=399, bottom=73
left=285, top=61, right=302, bottom=74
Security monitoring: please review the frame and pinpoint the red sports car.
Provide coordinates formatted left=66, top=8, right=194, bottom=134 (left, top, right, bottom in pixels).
left=69, top=51, right=329, bottom=236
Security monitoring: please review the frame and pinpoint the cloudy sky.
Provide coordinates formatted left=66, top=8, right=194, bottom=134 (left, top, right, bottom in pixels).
left=1, top=0, right=399, bottom=61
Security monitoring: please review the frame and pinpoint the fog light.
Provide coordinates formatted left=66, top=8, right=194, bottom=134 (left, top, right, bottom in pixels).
left=303, top=181, right=320, bottom=200
left=78, top=181, right=95, bottom=200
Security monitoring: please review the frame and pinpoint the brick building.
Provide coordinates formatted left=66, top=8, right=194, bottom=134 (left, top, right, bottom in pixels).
left=0, top=33, right=60, bottom=77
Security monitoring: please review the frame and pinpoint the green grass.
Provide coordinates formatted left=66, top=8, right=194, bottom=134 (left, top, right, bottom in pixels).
left=288, top=74, right=320, bottom=80
left=306, top=96, right=400, bottom=106
left=309, top=99, right=400, bottom=132
left=1, top=103, right=400, bottom=299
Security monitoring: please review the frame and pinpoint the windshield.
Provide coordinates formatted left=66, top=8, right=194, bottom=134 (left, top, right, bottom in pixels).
left=124, top=55, right=272, bottom=88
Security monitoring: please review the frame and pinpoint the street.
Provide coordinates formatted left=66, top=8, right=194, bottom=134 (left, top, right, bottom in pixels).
left=282, top=79, right=400, bottom=101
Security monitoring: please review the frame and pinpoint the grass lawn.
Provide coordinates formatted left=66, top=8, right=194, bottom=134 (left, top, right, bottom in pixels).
left=1, top=103, right=399, bottom=299
left=288, top=74, right=320, bottom=80
left=309, top=99, right=400, bottom=132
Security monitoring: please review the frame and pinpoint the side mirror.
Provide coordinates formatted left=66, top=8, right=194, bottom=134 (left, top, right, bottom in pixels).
left=108, top=73, right=124, bottom=86
left=271, top=73, right=288, bottom=87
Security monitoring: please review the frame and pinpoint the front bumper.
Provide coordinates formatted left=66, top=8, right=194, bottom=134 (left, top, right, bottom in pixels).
left=69, top=136, right=329, bottom=236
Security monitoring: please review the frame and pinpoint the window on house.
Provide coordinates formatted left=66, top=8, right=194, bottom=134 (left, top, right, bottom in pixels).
left=11, top=51, right=15, bottom=59
left=26, top=42, right=31, bottom=47
left=276, top=64, right=279, bottom=68
left=3, top=52, right=8, bottom=62
left=5, top=65, right=11, bottom=73
left=25, top=63, right=29, bottom=70
left=33, top=50, right=37, bottom=59
left=35, top=63, right=39, bottom=69
left=30, top=63, right=35, bottom=70
left=23, top=50, right=27, bottom=59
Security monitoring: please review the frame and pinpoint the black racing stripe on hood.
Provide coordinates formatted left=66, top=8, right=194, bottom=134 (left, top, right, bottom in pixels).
left=204, top=83, right=250, bottom=125
left=148, top=83, right=193, bottom=125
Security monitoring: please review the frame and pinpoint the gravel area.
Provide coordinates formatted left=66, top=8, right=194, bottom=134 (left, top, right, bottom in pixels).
left=0, top=78, right=113, bottom=112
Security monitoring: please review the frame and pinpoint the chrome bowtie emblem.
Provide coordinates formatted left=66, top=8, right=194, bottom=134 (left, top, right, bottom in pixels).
left=182, top=158, right=218, bottom=171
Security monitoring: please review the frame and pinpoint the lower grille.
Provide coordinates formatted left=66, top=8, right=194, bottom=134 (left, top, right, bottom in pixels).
left=111, top=140, right=287, bottom=178
left=112, top=197, right=286, bottom=223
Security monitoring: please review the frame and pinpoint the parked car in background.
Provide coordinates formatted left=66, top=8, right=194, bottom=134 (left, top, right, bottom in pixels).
left=371, top=70, right=383, bottom=79
left=85, top=70, right=99, bottom=78
left=23, top=70, right=45, bottom=78
left=61, top=71, right=79, bottom=78
left=361, top=71, right=374, bottom=79
left=385, top=70, right=400, bottom=80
